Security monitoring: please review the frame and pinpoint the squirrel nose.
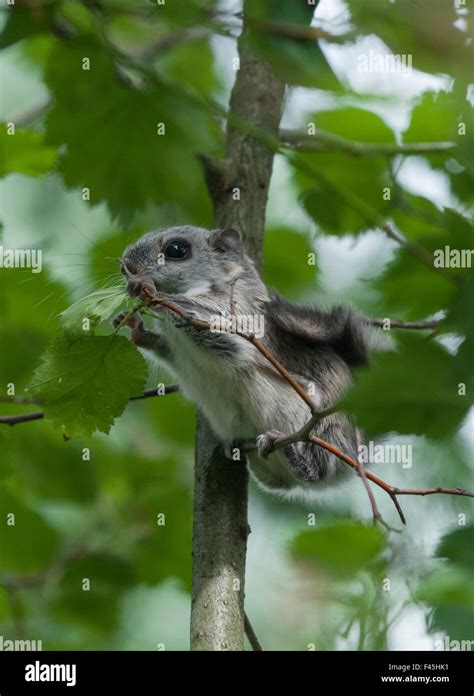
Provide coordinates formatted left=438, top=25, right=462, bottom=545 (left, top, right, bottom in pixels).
left=126, top=276, right=156, bottom=299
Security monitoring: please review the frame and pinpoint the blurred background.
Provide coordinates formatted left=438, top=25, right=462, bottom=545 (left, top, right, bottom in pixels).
left=0, top=0, right=473, bottom=650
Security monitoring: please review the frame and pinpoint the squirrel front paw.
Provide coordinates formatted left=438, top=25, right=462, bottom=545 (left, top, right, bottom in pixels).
left=112, top=310, right=143, bottom=332
left=112, top=311, right=147, bottom=347
left=256, top=429, right=285, bottom=459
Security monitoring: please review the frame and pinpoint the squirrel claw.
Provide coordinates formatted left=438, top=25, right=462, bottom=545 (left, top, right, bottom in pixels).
left=256, top=429, right=285, bottom=460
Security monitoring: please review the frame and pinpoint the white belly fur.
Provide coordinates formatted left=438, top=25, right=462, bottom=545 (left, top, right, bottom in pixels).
left=158, top=323, right=312, bottom=491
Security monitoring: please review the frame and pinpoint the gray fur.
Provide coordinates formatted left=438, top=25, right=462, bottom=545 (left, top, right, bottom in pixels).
left=117, top=225, right=373, bottom=500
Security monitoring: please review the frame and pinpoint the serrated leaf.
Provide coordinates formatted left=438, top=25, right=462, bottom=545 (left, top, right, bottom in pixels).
left=60, top=287, right=129, bottom=338
left=44, top=38, right=216, bottom=224
left=29, top=334, right=147, bottom=436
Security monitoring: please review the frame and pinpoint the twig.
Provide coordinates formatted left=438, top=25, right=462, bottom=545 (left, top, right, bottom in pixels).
left=0, top=411, right=44, bottom=426
left=142, top=287, right=317, bottom=413
left=0, top=384, right=180, bottom=426
left=279, top=129, right=455, bottom=157
left=244, top=612, right=263, bottom=651
left=355, top=428, right=397, bottom=531
left=129, top=384, right=180, bottom=400
left=139, top=289, right=473, bottom=525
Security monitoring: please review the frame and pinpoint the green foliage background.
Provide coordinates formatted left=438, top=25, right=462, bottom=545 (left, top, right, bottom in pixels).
left=0, top=0, right=472, bottom=650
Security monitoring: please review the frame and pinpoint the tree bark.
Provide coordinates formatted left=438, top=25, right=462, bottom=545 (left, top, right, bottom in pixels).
left=190, top=16, right=285, bottom=651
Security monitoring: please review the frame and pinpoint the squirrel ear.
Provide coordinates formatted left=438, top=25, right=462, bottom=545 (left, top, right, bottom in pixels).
left=210, top=228, right=243, bottom=256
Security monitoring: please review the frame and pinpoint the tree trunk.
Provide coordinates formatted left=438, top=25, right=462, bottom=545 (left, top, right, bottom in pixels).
left=190, top=15, right=285, bottom=651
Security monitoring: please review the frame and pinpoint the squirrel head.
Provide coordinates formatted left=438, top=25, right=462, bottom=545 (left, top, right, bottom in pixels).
left=121, top=225, right=264, bottom=298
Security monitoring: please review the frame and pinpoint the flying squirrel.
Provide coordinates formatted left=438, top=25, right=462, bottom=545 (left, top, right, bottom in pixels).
left=113, top=225, right=384, bottom=501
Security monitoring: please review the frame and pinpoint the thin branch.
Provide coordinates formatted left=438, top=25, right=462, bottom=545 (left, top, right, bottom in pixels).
left=355, top=428, right=397, bottom=532
left=137, top=289, right=473, bottom=525
left=0, top=411, right=44, bottom=426
left=241, top=428, right=473, bottom=526
left=141, top=287, right=317, bottom=413
left=0, top=384, right=180, bottom=426
left=279, top=129, right=455, bottom=157
left=244, top=612, right=263, bottom=651
left=129, top=384, right=180, bottom=400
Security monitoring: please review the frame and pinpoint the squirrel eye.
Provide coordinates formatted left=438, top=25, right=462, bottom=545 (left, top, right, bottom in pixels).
left=164, top=240, right=189, bottom=260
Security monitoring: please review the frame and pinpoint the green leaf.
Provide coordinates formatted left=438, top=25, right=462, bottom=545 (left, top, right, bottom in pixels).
left=312, top=108, right=396, bottom=144
left=246, top=0, right=339, bottom=90
left=44, top=38, right=216, bottom=224
left=404, top=92, right=460, bottom=145
left=0, top=269, right=70, bottom=391
left=0, top=5, right=55, bottom=49
left=375, top=248, right=454, bottom=320
left=346, top=0, right=472, bottom=78
left=29, top=334, right=147, bottom=437
left=0, top=489, right=59, bottom=573
left=436, top=525, right=474, bottom=575
left=297, top=152, right=392, bottom=234
left=343, top=334, right=471, bottom=439
left=391, top=191, right=445, bottom=240
left=376, top=208, right=472, bottom=319
left=403, top=91, right=474, bottom=206
left=60, top=287, right=129, bottom=338
left=156, top=38, right=220, bottom=95
left=291, top=521, right=386, bottom=578
left=263, top=227, right=316, bottom=298
left=417, top=567, right=474, bottom=640
left=293, top=110, right=395, bottom=233
left=0, top=127, right=57, bottom=178
left=417, top=525, right=474, bottom=640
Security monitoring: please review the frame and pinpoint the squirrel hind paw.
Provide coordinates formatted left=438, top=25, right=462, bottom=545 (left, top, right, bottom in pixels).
left=256, top=429, right=285, bottom=460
